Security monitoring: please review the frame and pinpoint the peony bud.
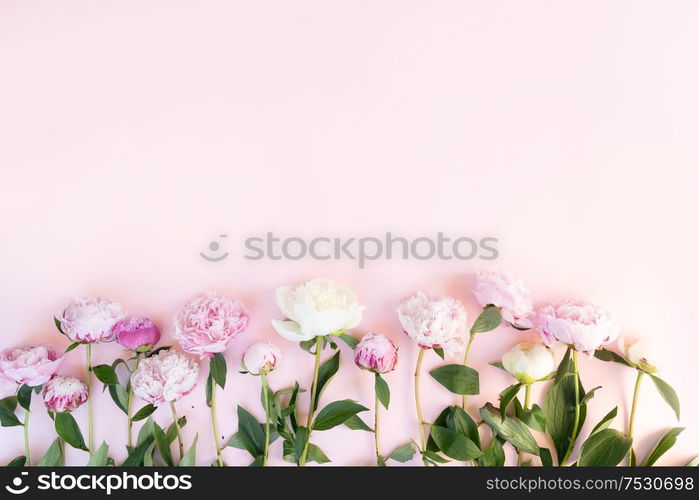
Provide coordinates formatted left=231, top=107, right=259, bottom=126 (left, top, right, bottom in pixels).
left=396, top=292, right=468, bottom=354
left=354, top=333, right=398, bottom=374
left=536, top=301, right=619, bottom=355
left=501, top=343, right=554, bottom=384
left=59, top=297, right=126, bottom=343
left=42, top=376, right=88, bottom=413
left=0, top=344, right=63, bottom=387
left=131, top=349, right=199, bottom=405
left=242, top=342, right=282, bottom=375
left=618, top=335, right=657, bottom=373
left=112, top=317, right=161, bottom=352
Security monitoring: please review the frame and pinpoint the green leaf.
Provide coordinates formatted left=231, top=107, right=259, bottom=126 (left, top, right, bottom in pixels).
left=433, top=348, right=445, bottom=360
left=344, top=414, right=373, bottom=432
left=54, top=316, right=65, bottom=334
left=470, top=305, right=502, bottom=334
left=313, top=351, right=340, bottom=410
left=375, top=373, right=390, bottom=409
left=205, top=373, right=213, bottom=407
left=0, top=396, right=22, bottom=427
left=313, top=400, right=368, bottom=431
left=232, top=406, right=265, bottom=457
left=545, top=372, right=579, bottom=463
left=137, top=417, right=155, bottom=446
left=650, top=375, right=680, bottom=420
left=684, top=456, right=699, bottom=466
left=17, top=384, right=34, bottom=411
left=521, top=404, right=546, bottom=433
left=387, top=442, right=416, bottom=463
left=93, top=364, right=120, bottom=385
left=55, top=412, right=88, bottom=451
left=422, top=449, right=449, bottom=464
left=153, top=423, right=174, bottom=466
left=179, top=435, right=198, bottom=466
left=294, top=427, right=309, bottom=463
left=578, top=428, right=632, bottom=466
left=165, top=417, right=187, bottom=443
left=498, top=383, right=522, bottom=420
left=479, top=403, right=540, bottom=455
left=37, top=438, right=63, bottom=466
left=642, top=427, right=685, bottom=466
left=210, top=353, right=227, bottom=389
left=594, top=348, right=632, bottom=366
left=539, top=447, right=553, bottom=467
left=554, top=348, right=572, bottom=384
left=7, top=456, right=26, bottom=467
left=65, top=341, right=82, bottom=353
left=131, top=403, right=157, bottom=422
left=108, top=384, right=129, bottom=414
left=429, top=425, right=483, bottom=461
left=590, top=407, right=618, bottom=436
left=87, top=442, right=109, bottom=466
left=580, top=386, right=602, bottom=405
left=338, top=333, right=359, bottom=349
left=489, top=361, right=506, bottom=372
left=429, top=364, right=479, bottom=395
left=480, top=437, right=505, bottom=466
left=306, top=443, right=331, bottom=464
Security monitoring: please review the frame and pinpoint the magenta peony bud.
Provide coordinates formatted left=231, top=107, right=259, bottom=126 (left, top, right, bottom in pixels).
left=396, top=292, right=468, bottom=354
left=112, top=317, right=161, bottom=352
left=58, top=297, right=126, bottom=343
left=354, top=333, right=398, bottom=374
left=131, top=349, right=199, bottom=405
left=536, top=300, right=620, bottom=355
left=242, top=342, right=282, bottom=375
left=473, top=271, right=534, bottom=329
left=173, top=292, right=249, bottom=357
left=42, top=375, right=88, bottom=413
left=0, top=344, right=63, bottom=387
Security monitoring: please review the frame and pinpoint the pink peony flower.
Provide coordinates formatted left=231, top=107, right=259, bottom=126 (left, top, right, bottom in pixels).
left=473, top=271, right=534, bottom=328
left=173, top=293, right=249, bottom=357
left=131, top=349, right=199, bottom=405
left=242, top=342, right=282, bottom=375
left=397, top=292, right=469, bottom=354
left=354, top=333, right=398, bottom=374
left=59, top=297, right=126, bottom=343
left=0, top=345, right=63, bottom=387
left=112, top=317, right=161, bottom=352
left=42, top=375, right=88, bottom=413
left=536, top=300, right=620, bottom=355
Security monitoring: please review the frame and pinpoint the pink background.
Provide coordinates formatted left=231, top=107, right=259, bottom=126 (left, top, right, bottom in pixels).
left=1, top=1, right=698, bottom=466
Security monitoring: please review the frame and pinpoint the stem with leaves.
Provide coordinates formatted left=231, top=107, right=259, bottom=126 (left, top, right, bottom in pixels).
left=85, top=343, right=94, bottom=454
left=126, top=353, right=141, bottom=449
left=210, top=382, right=223, bottom=466
left=517, top=384, right=532, bottom=465
left=561, top=350, right=580, bottom=465
left=23, top=408, right=31, bottom=466
left=170, top=401, right=184, bottom=462
left=261, top=372, right=271, bottom=466
left=414, top=349, right=427, bottom=452
left=627, top=370, right=644, bottom=465
left=461, top=332, right=476, bottom=409
left=299, top=336, right=323, bottom=466
left=374, top=388, right=381, bottom=465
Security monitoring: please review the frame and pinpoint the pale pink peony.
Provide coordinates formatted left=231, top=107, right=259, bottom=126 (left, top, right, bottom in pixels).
left=112, top=317, right=161, bottom=351
left=0, top=344, right=63, bottom=386
left=59, top=297, right=126, bottom=343
left=354, top=333, right=398, bottom=374
left=242, top=342, right=282, bottom=375
left=42, top=375, right=88, bottom=413
left=397, top=292, right=469, bottom=354
left=173, top=293, right=249, bottom=357
left=131, top=349, right=199, bottom=405
left=0, top=373, right=15, bottom=397
left=536, top=301, right=620, bottom=355
left=473, top=271, right=534, bottom=328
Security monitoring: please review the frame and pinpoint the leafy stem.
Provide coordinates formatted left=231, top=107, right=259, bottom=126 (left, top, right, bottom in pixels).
left=261, top=372, right=271, bottom=466
left=86, top=343, right=94, bottom=454
left=299, top=336, right=323, bottom=466
left=126, top=353, right=141, bottom=449
left=561, top=349, right=580, bottom=465
left=374, top=376, right=382, bottom=465
left=627, top=370, right=645, bottom=465
left=461, top=332, right=476, bottom=409
left=170, top=401, right=184, bottom=462
left=414, top=349, right=427, bottom=452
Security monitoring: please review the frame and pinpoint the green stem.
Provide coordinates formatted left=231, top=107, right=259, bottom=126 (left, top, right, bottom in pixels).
left=627, top=370, right=644, bottom=466
left=561, top=349, right=580, bottom=465
left=86, top=343, right=94, bottom=454
left=414, top=349, right=427, bottom=452
left=23, top=408, right=31, bottom=466
left=170, top=401, right=184, bottom=463
left=126, top=353, right=141, bottom=449
left=461, top=332, right=476, bottom=409
left=299, top=336, right=323, bottom=466
left=210, top=382, right=223, bottom=466
left=261, top=372, right=271, bottom=466
left=517, top=384, right=532, bottom=466
left=374, top=383, right=382, bottom=465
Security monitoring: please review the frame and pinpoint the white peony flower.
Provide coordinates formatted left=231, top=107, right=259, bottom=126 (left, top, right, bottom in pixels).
left=501, top=343, right=554, bottom=384
left=618, top=335, right=657, bottom=372
left=271, top=279, right=364, bottom=342
left=242, top=342, right=282, bottom=375
left=131, top=350, right=199, bottom=405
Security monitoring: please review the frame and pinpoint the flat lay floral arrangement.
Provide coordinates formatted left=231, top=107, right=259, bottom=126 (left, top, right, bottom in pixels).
left=0, top=273, right=695, bottom=467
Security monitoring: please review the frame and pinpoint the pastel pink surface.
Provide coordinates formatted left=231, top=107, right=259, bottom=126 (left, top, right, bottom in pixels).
left=1, top=1, right=698, bottom=465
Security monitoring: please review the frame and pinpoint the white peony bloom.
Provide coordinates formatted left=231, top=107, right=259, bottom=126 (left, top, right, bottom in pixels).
left=243, top=342, right=282, bottom=375
left=618, top=335, right=657, bottom=372
left=502, top=343, right=554, bottom=384
left=131, top=350, right=199, bottom=405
